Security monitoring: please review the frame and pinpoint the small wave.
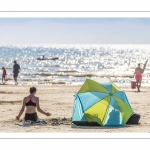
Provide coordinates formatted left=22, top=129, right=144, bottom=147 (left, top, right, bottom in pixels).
left=56, top=70, right=79, bottom=73
left=34, top=72, right=135, bottom=78
left=22, top=78, right=53, bottom=81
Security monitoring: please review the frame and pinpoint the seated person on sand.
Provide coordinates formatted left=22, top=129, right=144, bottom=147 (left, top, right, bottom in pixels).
left=16, top=87, right=51, bottom=122
left=133, top=63, right=143, bottom=92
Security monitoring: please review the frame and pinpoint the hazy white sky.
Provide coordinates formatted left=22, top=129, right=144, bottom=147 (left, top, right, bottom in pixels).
left=1, top=18, right=150, bottom=45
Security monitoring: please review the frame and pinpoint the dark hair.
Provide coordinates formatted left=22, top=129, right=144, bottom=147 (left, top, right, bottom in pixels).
left=30, top=87, right=37, bottom=94
left=2, top=67, right=5, bottom=69
left=14, top=60, right=17, bottom=63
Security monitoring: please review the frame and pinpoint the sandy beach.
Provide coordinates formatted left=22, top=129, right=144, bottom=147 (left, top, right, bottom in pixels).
left=0, top=84, right=150, bottom=133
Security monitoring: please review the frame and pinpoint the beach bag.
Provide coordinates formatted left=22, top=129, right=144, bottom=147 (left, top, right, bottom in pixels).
left=126, top=113, right=140, bottom=124
left=5, top=76, right=8, bottom=81
left=131, top=81, right=136, bottom=89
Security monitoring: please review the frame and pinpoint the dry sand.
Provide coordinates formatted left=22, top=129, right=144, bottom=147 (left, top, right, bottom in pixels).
left=0, top=84, right=150, bottom=133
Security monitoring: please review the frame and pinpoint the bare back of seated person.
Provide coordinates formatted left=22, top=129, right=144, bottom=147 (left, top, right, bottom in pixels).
left=24, top=95, right=37, bottom=114
left=16, top=87, right=51, bottom=122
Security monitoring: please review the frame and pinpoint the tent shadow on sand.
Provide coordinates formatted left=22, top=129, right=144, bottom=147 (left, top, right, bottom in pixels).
left=71, top=121, right=140, bottom=129
left=71, top=109, right=136, bottom=129
left=71, top=124, right=131, bottom=129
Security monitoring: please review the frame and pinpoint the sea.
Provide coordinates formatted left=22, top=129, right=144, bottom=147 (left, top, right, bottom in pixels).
left=0, top=44, right=150, bottom=87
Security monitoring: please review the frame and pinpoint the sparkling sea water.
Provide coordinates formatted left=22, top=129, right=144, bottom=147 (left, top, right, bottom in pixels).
left=0, top=44, right=150, bottom=86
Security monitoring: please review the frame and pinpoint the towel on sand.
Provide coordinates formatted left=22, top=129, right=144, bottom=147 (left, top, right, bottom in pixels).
left=14, top=120, right=47, bottom=126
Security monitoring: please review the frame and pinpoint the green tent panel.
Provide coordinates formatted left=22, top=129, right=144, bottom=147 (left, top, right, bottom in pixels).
left=72, top=78, right=134, bottom=126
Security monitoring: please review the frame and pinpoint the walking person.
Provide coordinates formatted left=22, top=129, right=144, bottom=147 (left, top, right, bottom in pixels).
left=13, top=60, right=20, bottom=85
left=133, top=63, right=143, bottom=92
left=2, top=67, right=6, bottom=84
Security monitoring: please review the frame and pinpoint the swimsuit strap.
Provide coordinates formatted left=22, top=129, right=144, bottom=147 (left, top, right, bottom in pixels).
left=26, top=95, right=34, bottom=103
left=28, top=95, right=36, bottom=104
left=29, top=95, right=33, bottom=101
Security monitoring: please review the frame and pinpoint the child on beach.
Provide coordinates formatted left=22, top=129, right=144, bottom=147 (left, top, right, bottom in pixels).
left=16, top=87, right=51, bottom=122
left=2, top=67, right=6, bottom=84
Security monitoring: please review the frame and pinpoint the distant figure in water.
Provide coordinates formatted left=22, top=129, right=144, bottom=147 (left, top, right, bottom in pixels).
left=13, top=60, right=20, bottom=85
left=133, top=63, right=143, bottom=92
left=2, top=67, right=6, bottom=84
left=43, top=55, right=44, bottom=59
left=16, top=87, right=51, bottom=121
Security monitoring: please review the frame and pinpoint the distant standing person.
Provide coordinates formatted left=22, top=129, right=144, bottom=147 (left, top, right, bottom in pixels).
left=13, top=60, right=20, bottom=85
left=133, top=63, right=143, bottom=92
left=2, top=67, right=6, bottom=84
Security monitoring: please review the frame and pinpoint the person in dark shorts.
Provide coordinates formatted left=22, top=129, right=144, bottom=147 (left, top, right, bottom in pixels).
left=16, top=87, right=51, bottom=122
left=13, top=60, right=20, bottom=85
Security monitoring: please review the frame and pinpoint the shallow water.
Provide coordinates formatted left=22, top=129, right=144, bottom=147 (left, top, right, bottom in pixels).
left=0, top=44, right=150, bottom=86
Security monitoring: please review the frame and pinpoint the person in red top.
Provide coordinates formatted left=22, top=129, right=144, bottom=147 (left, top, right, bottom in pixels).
left=2, top=67, right=6, bottom=84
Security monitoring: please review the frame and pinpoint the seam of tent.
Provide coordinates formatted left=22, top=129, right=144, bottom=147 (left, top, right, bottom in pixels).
left=72, top=96, right=85, bottom=121
left=102, top=96, right=111, bottom=125
left=76, top=95, right=85, bottom=115
left=78, top=92, right=109, bottom=111
left=84, top=95, right=110, bottom=112
left=72, top=97, right=78, bottom=121
left=112, top=96, right=124, bottom=125
left=99, top=84, right=109, bottom=93
left=113, top=95, right=131, bottom=107
left=78, top=91, right=109, bottom=95
left=113, top=95, right=134, bottom=124
left=110, top=79, right=112, bottom=93
left=124, top=93, right=132, bottom=108
left=110, top=80, right=120, bottom=94
left=113, top=92, right=132, bottom=108
left=88, top=78, right=109, bottom=93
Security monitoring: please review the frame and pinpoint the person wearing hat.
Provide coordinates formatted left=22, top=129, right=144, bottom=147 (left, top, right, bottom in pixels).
left=13, top=60, right=21, bottom=85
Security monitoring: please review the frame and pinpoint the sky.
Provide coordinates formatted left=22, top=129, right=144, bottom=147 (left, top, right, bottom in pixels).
left=1, top=18, right=150, bottom=45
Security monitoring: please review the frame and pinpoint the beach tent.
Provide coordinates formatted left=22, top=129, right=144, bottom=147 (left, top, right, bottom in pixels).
left=72, top=78, right=134, bottom=126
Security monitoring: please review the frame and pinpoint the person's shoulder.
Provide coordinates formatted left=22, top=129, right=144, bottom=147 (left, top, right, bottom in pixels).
left=14, top=64, right=17, bottom=67
left=24, top=96, right=29, bottom=99
left=23, top=96, right=28, bottom=101
left=35, top=96, right=39, bottom=100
